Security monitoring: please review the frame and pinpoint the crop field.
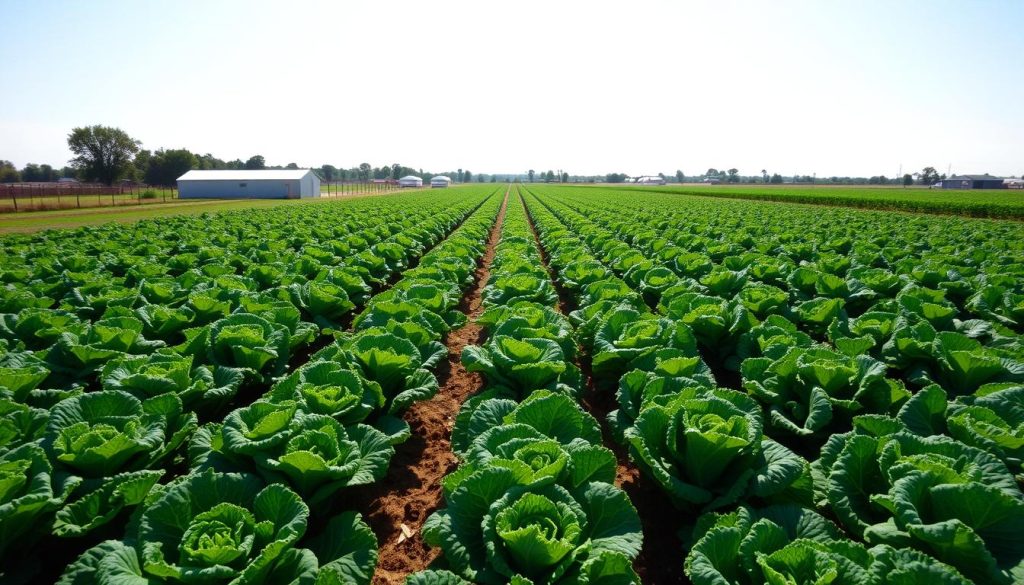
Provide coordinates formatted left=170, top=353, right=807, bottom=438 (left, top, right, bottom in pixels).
left=1, top=184, right=1023, bottom=585
left=632, top=184, right=1024, bottom=219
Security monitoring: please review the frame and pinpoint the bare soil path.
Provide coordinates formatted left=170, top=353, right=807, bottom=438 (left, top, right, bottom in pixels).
left=358, top=189, right=509, bottom=585
left=520, top=188, right=688, bottom=585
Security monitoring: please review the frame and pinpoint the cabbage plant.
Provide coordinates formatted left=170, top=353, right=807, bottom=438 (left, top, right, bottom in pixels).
left=176, top=313, right=291, bottom=382
left=190, top=401, right=392, bottom=504
left=591, top=308, right=698, bottom=381
left=813, top=425, right=1024, bottom=583
left=41, top=390, right=196, bottom=536
left=0, top=442, right=80, bottom=560
left=451, top=390, right=604, bottom=458
left=624, top=387, right=810, bottom=511
left=742, top=346, right=909, bottom=438
left=101, top=352, right=243, bottom=412
left=685, top=504, right=971, bottom=585
left=422, top=464, right=641, bottom=584
left=58, top=470, right=379, bottom=584
left=463, top=336, right=581, bottom=396
left=320, top=331, right=441, bottom=414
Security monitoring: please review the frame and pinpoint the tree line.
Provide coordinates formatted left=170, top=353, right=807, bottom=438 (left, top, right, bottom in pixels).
left=1, top=125, right=486, bottom=186
left=5, top=125, right=1016, bottom=187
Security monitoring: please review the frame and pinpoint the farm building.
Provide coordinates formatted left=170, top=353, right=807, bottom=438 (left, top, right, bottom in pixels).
left=942, top=174, right=1005, bottom=190
left=177, top=169, right=321, bottom=199
left=636, top=176, right=667, bottom=185
left=398, top=175, right=423, bottom=188
left=430, top=175, right=452, bottom=188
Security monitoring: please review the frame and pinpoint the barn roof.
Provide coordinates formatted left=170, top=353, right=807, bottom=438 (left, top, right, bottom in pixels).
left=430, top=175, right=452, bottom=181
left=949, top=174, right=1003, bottom=181
left=399, top=175, right=422, bottom=181
left=177, top=169, right=314, bottom=181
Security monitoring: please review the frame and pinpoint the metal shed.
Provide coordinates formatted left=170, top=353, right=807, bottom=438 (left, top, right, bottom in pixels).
left=398, top=175, right=423, bottom=188
left=430, top=175, right=452, bottom=188
left=177, top=169, right=321, bottom=199
left=942, top=174, right=1005, bottom=190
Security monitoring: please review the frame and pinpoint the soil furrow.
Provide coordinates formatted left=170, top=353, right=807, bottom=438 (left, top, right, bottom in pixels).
left=519, top=188, right=688, bottom=585
left=361, top=189, right=509, bottom=585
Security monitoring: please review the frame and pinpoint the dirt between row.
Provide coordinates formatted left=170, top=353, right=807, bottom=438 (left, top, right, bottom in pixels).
left=519, top=188, right=688, bottom=585
left=353, top=189, right=509, bottom=585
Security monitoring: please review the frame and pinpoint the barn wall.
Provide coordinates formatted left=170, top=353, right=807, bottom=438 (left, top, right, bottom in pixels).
left=300, top=173, right=321, bottom=198
left=178, top=179, right=301, bottom=199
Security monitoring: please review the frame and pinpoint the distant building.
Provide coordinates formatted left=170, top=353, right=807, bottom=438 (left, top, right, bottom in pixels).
left=1005, top=178, right=1024, bottom=189
left=636, top=176, right=666, bottom=185
left=430, top=175, right=452, bottom=188
left=398, top=175, right=423, bottom=188
left=702, top=177, right=721, bottom=184
left=942, top=174, right=1006, bottom=190
left=177, top=169, right=321, bottom=199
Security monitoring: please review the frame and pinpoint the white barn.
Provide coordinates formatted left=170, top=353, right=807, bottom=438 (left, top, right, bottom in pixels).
left=177, top=169, right=321, bottom=199
left=399, top=175, right=423, bottom=188
left=636, top=175, right=666, bottom=185
left=430, top=175, right=452, bottom=188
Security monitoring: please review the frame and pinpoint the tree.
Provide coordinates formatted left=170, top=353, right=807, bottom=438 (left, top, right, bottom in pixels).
left=245, top=155, right=266, bottom=170
left=457, top=168, right=463, bottom=182
left=358, top=163, right=371, bottom=181
left=761, top=169, right=768, bottom=183
left=528, top=169, right=535, bottom=182
left=0, top=160, right=20, bottom=183
left=920, top=166, right=939, bottom=185
left=902, top=173, right=914, bottom=187
left=285, top=162, right=299, bottom=170
left=463, top=170, right=472, bottom=182
left=561, top=172, right=569, bottom=183
left=705, top=168, right=718, bottom=178
left=320, top=165, right=338, bottom=182
left=20, top=163, right=42, bottom=182
left=145, top=149, right=197, bottom=186
left=727, top=168, right=740, bottom=183
left=67, top=125, right=141, bottom=185
left=770, top=173, right=784, bottom=184
left=676, top=170, right=684, bottom=183
left=490, top=175, right=497, bottom=183
left=39, top=164, right=56, bottom=182
left=544, top=170, right=554, bottom=182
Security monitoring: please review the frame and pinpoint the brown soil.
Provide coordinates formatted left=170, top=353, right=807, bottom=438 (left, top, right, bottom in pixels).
left=360, top=189, right=509, bottom=585
left=520, top=188, right=689, bottom=585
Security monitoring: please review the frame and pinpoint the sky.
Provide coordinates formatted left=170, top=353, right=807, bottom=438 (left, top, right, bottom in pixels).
left=1, top=0, right=1022, bottom=178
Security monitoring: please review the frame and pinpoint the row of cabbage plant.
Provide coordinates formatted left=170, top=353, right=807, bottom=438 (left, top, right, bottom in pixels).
left=409, top=191, right=643, bottom=585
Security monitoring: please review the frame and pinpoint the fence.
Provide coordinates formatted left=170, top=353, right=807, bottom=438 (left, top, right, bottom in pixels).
left=320, top=180, right=400, bottom=197
left=0, top=183, right=179, bottom=212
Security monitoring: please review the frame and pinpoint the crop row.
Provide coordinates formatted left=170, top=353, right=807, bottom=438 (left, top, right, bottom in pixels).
left=636, top=184, right=1024, bottom=219
left=522, top=185, right=1024, bottom=584
left=0, top=188, right=503, bottom=582
left=408, top=191, right=643, bottom=584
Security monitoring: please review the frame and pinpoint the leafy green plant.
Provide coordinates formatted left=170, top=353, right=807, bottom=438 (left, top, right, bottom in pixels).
left=422, top=464, right=641, bottom=584
left=190, top=401, right=392, bottom=504
left=101, top=352, right=243, bottom=412
left=624, top=387, right=810, bottom=511
left=463, top=335, right=581, bottom=395
left=58, top=470, right=379, bottom=584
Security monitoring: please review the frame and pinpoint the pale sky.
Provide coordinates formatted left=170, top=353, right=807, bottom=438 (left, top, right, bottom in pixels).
left=2, top=0, right=1022, bottom=178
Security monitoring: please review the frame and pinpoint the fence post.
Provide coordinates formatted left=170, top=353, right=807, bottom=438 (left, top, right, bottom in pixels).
left=76, top=187, right=81, bottom=208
